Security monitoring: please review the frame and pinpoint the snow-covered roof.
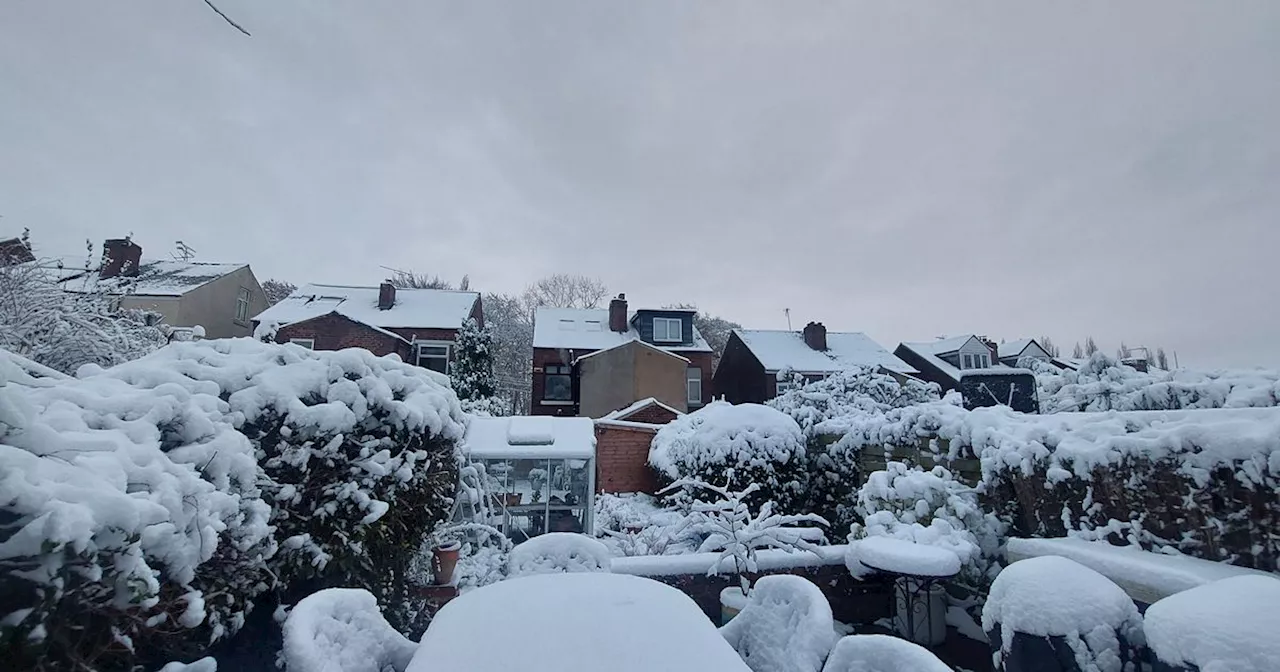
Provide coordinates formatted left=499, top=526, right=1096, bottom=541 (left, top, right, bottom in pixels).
left=898, top=336, right=988, bottom=382
left=735, top=329, right=916, bottom=375
left=998, top=338, right=1034, bottom=359
left=600, top=397, right=685, bottom=422
left=44, top=257, right=247, bottom=296
left=252, top=283, right=479, bottom=330
left=573, top=338, right=690, bottom=365
left=408, top=573, right=751, bottom=672
left=463, top=416, right=596, bottom=459
left=532, top=307, right=712, bottom=352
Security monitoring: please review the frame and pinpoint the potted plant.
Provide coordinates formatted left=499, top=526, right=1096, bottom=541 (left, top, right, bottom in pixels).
left=431, top=538, right=462, bottom=585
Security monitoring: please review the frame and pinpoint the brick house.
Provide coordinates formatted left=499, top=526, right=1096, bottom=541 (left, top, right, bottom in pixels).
left=531, top=294, right=713, bottom=417
left=893, top=335, right=999, bottom=393
left=712, top=322, right=917, bottom=404
left=593, top=398, right=683, bottom=495
left=252, top=282, right=482, bottom=374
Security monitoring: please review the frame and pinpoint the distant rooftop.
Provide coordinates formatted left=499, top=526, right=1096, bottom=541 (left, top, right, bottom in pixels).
left=532, top=307, right=712, bottom=352
left=734, top=329, right=916, bottom=375
left=252, top=283, right=479, bottom=330
left=41, top=256, right=247, bottom=297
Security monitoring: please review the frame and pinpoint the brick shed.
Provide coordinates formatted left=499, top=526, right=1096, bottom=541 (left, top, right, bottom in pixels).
left=593, top=397, right=683, bottom=495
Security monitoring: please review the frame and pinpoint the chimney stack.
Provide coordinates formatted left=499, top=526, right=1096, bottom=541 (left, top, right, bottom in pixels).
left=378, top=281, right=396, bottom=310
left=979, top=336, right=998, bottom=368
left=100, top=238, right=142, bottom=279
left=608, top=293, right=628, bottom=332
left=802, top=321, right=827, bottom=351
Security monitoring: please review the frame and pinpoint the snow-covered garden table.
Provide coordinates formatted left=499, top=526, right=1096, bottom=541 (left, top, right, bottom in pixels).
left=407, top=572, right=751, bottom=672
left=854, top=537, right=960, bottom=646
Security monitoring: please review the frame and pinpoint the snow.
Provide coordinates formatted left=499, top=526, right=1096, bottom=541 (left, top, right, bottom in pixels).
left=1144, top=575, right=1280, bottom=672
left=898, top=336, right=990, bottom=383
left=1006, top=537, right=1275, bottom=605
left=464, top=415, right=596, bottom=459
left=156, top=658, right=218, bottom=672
left=252, top=283, right=480, bottom=330
left=0, top=348, right=69, bottom=386
left=51, top=258, right=248, bottom=297
left=821, top=634, right=950, bottom=672
left=849, top=537, right=961, bottom=577
left=649, top=401, right=805, bottom=480
left=1037, top=352, right=1280, bottom=413
left=612, top=545, right=846, bottom=577
left=997, top=339, right=1034, bottom=359
left=409, top=572, right=750, bottom=672
left=281, top=588, right=416, bottom=672
left=574, top=337, right=691, bottom=364
left=719, top=574, right=836, bottom=672
left=531, top=306, right=713, bottom=352
left=983, top=556, right=1143, bottom=672
left=733, top=329, right=917, bottom=376
left=507, top=532, right=612, bottom=576
left=958, top=367, right=1033, bottom=378
left=600, top=396, right=685, bottom=422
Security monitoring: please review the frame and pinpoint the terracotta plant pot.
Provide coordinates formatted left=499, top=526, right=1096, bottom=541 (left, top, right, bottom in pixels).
left=432, top=541, right=462, bottom=585
left=504, top=493, right=523, bottom=507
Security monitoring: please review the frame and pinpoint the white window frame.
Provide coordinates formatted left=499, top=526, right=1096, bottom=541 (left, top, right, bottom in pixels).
left=775, top=378, right=794, bottom=395
left=416, top=341, right=451, bottom=374
left=289, top=338, right=314, bottom=349
left=686, top=366, right=702, bottom=405
left=235, top=287, right=251, bottom=323
left=652, top=317, right=682, bottom=343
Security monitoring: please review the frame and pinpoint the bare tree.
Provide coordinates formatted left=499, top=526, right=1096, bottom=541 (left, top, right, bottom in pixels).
left=261, top=279, right=297, bottom=306
left=1156, top=347, right=1170, bottom=371
left=1039, top=336, right=1061, bottom=358
left=520, top=273, right=608, bottom=310
left=1072, top=342, right=1084, bottom=359
left=388, top=270, right=455, bottom=290
left=666, top=303, right=742, bottom=371
left=1084, top=336, right=1099, bottom=356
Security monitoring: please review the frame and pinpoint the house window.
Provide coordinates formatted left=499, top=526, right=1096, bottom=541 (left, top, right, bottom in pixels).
left=962, top=353, right=991, bottom=370
left=289, top=338, right=314, bottom=349
left=544, top=365, right=572, bottom=401
left=416, top=342, right=450, bottom=374
left=653, top=317, right=682, bottom=342
left=775, top=378, right=794, bottom=395
left=235, top=287, right=251, bottom=323
left=687, top=367, right=702, bottom=406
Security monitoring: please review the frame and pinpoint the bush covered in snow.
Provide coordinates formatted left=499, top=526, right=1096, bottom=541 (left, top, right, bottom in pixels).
left=719, top=574, right=835, bottom=672
left=847, top=462, right=1004, bottom=587
left=1037, top=353, right=1280, bottom=413
left=281, top=588, right=416, bottom=672
left=0, top=339, right=464, bottom=670
left=768, top=367, right=940, bottom=435
left=650, top=401, right=809, bottom=513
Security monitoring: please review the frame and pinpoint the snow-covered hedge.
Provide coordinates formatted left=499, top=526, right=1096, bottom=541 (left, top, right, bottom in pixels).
left=0, top=340, right=464, bottom=670
left=649, top=401, right=809, bottom=513
left=827, top=401, right=1280, bottom=572
left=1037, top=353, right=1280, bottom=413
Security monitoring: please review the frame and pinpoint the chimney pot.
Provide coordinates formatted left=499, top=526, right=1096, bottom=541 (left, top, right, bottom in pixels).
left=802, top=321, right=827, bottom=351
left=608, top=293, right=628, bottom=333
left=100, top=238, right=142, bottom=279
left=378, top=281, right=396, bottom=310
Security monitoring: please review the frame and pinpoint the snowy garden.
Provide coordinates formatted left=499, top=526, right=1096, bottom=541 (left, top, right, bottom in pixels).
left=3, top=328, right=1279, bottom=671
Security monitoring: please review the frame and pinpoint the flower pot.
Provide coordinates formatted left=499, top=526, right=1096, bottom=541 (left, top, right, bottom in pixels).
left=432, top=541, right=461, bottom=585
left=720, top=587, right=750, bottom=626
left=504, top=493, right=523, bottom=507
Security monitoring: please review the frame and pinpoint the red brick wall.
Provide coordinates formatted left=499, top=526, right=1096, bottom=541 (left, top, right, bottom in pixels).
left=274, top=313, right=411, bottom=359
left=595, top=424, right=660, bottom=494
left=625, top=404, right=679, bottom=424
left=532, top=347, right=586, bottom=417
left=682, top=351, right=714, bottom=409
left=384, top=327, right=459, bottom=345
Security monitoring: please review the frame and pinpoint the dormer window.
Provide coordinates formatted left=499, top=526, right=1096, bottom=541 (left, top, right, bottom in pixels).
left=962, top=353, right=991, bottom=370
left=653, top=317, right=682, bottom=343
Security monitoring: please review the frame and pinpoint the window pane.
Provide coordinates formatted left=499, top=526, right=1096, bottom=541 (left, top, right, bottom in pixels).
left=687, top=367, right=702, bottom=404
left=962, top=354, right=972, bottom=369
left=545, top=373, right=572, bottom=400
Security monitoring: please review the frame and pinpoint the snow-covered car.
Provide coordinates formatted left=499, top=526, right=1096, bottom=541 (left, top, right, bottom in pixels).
left=408, top=572, right=751, bottom=672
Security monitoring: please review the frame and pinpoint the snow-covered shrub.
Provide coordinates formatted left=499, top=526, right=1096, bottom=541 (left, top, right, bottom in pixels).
left=0, top=258, right=170, bottom=374
left=650, top=401, right=810, bottom=513
left=281, top=588, right=416, bottom=672
left=1143, top=575, right=1280, bottom=672
left=667, top=479, right=827, bottom=594
left=847, top=462, right=1004, bottom=586
left=719, top=574, right=836, bottom=672
left=982, top=556, right=1143, bottom=672
left=0, top=339, right=464, bottom=670
left=822, top=634, right=950, bottom=672
left=507, top=533, right=612, bottom=576
left=593, top=493, right=689, bottom=556
left=768, top=367, right=940, bottom=435
left=451, top=317, right=507, bottom=415
left=1038, top=352, right=1280, bottom=413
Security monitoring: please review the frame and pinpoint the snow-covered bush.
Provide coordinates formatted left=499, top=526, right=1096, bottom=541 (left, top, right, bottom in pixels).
left=1144, top=575, right=1280, bottom=672
left=0, top=258, right=170, bottom=374
left=667, top=479, right=827, bottom=594
left=650, top=401, right=810, bottom=513
left=281, top=588, right=415, bottom=672
left=450, top=317, right=507, bottom=416
left=1038, top=352, right=1280, bottom=413
left=768, top=367, right=940, bottom=435
left=719, top=574, right=836, bottom=672
left=847, top=462, right=1004, bottom=586
left=593, top=493, right=688, bottom=556
left=507, top=533, right=612, bottom=576
left=822, top=634, right=950, bottom=672
left=0, top=339, right=464, bottom=670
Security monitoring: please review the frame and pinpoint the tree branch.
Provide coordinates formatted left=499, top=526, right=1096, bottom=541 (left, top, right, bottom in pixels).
left=202, top=0, right=251, bottom=36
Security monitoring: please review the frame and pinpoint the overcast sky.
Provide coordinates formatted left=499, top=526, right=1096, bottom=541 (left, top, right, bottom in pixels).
left=2, top=1, right=1278, bottom=368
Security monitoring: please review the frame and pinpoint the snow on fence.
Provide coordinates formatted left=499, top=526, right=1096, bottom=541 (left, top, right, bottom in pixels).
left=819, top=403, right=1280, bottom=572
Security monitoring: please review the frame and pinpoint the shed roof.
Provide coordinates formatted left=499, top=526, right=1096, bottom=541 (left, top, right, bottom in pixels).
left=464, top=416, right=596, bottom=459
left=253, top=283, right=479, bottom=330
left=734, top=329, right=916, bottom=375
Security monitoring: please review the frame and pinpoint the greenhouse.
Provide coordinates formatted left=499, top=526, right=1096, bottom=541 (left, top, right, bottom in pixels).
left=462, top=416, right=597, bottom=543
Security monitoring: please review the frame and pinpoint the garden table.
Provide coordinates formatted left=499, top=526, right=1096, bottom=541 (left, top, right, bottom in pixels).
left=856, top=537, right=961, bottom=646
